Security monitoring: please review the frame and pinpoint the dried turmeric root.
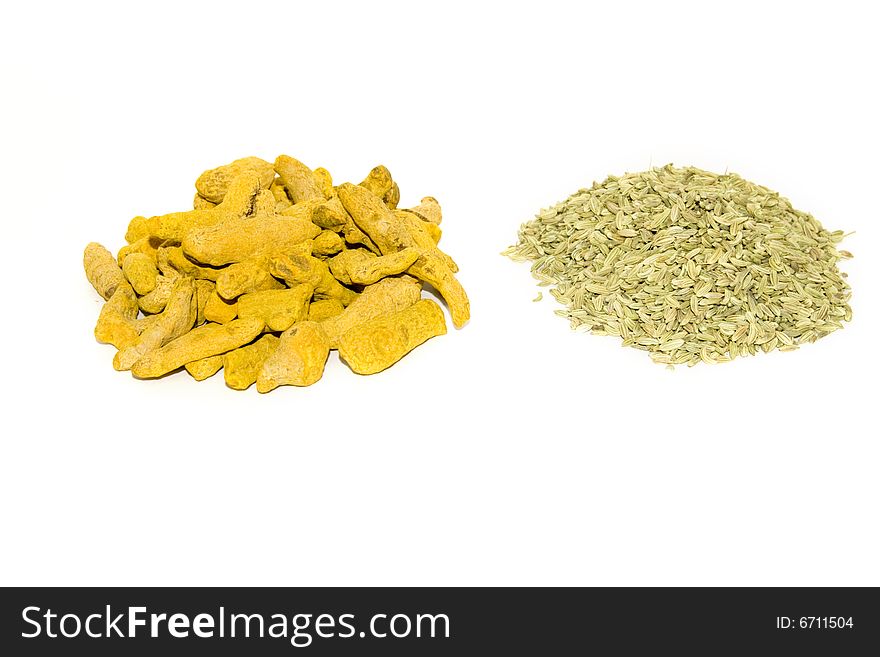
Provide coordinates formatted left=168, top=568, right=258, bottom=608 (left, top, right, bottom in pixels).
left=256, top=322, right=330, bottom=391
left=337, top=183, right=470, bottom=328
left=122, top=252, right=159, bottom=295
left=269, top=254, right=357, bottom=306
left=114, top=277, right=196, bottom=371
left=236, top=285, right=313, bottom=332
left=308, top=298, right=345, bottom=322
left=185, top=355, right=224, bottom=381
left=224, top=334, right=279, bottom=390
left=94, top=282, right=141, bottom=349
left=126, top=172, right=263, bottom=243
left=183, top=213, right=320, bottom=266
left=337, top=299, right=447, bottom=374
left=195, top=156, right=275, bottom=204
left=215, top=259, right=284, bottom=300
left=320, top=276, right=422, bottom=347
left=348, top=248, right=420, bottom=285
left=84, top=153, right=469, bottom=390
left=131, top=317, right=264, bottom=378
left=84, top=242, right=126, bottom=300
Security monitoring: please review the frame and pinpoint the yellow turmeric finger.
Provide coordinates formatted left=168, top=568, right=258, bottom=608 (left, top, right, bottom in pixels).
left=194, top=280, right=215, bottom=326
left=395, top=210, right=442, bottom=246
left=158, top=246, right=223, bottom=281
left=237, top=285, right=313, bottom=332
left=312, top=196, right=350, bottom=231
left=270, top=179, right=290, bottom=204
left=117, top=236, right=161, bottom=266
left=296, top=188, right=376, bottom=251
left=384, top=182, right=400, bottom=209
left=224, top=334, right=279, bottom=390
left=312, top=230, right=344, bottom=257
left=359, top=165, right=393, bottom=198
left=133, top=313, right=162, bottom=334
left=313, top=167, right=333, bottom=198
left=122, top=252, right=159, bottom=295
left=183, top=214, right=320, bottom=266
left=341, top=216, right=379, bottom=252
left=320, top=276, right=421, bottom=347
left=394, top=210, right=430, bottom=243
left=203, top=289, right=238, bottom=324
left=307, top=298, right=345, bottom=322
left=337, top=183, right=469, bottom=327
left=130, top=172, right=262, bottom=243
left=396, top=211, right=457, bottom=271
left=406, top=196, right=442, bottom=224
left=423, top=221, right=442, bottom=245
left=137, top=273, right=178, bottom=315
left=114, top=277, right=196, bottom=371
left=195, top=156, right=275, bottom=204
left=253, top=189, right=277, bottom=216
left=327, top=248, right=377, bottom=285
left=126, top=209, right=206, bottom=243
left=220, top=172, right=265, bottom=216
left=279, top=195, right=348, bottom=231
left=132, top=317, right=264, bottom=378
left=274, top=155, right=324, bottom=203
left=215, top=259, right=284, bottom=300
left=348, top=247, right=420, bottom=285
left=269, top=253, right=357, bottom=306
left=124, top=216, right=150, bottom=243
left=409, top=252, right=470, bottom=328
left=84, top=242, right=126, bottom=300
left=94, top=282, right=141, bottom=350
left=193, top=193, right=216, bottom=210
left=185, top=354, right=224, bottom=381
left=338, top=299, right=446, bottom=375
left=257, top=321, right=330, bottom=392
left=337, top=183, right=412, bottom=251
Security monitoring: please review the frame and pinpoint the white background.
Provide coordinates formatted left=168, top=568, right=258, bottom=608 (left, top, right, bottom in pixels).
left=1, top=1, right=877, bottom=586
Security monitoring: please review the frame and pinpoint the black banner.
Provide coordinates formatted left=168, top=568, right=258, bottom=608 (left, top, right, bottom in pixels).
left=1, top=587, right=877, bottom=654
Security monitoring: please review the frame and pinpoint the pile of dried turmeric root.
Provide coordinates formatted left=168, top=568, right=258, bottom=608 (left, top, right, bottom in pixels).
left=83, top=155, right=469, bottom=391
